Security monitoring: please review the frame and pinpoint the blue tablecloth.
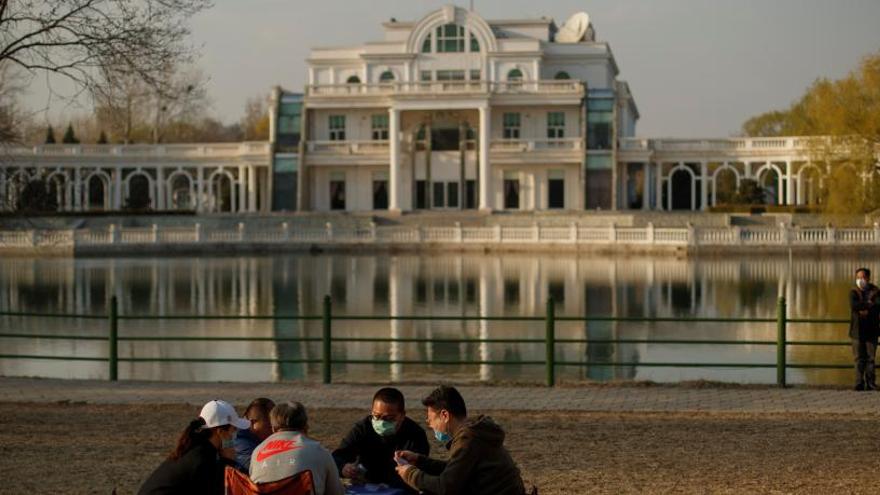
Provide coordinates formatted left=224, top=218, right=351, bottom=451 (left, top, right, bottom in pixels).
left=345, top=484, right=405, bottom=495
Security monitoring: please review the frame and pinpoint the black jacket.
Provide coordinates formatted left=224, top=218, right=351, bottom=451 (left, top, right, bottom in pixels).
left=138, top=442, right=233, bottom=495
left=332, top=415, right=430, bottom=491
left=850, top=283, right=880, bottom=340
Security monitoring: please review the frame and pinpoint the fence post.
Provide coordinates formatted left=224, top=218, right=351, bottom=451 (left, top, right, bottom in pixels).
left=108, top=296, right=118, bottom=381
left=545, top=297, right=556, bottom=387
left=322, top=295, right=332, bottom=384
left=776, top=296, right=787, bottom=388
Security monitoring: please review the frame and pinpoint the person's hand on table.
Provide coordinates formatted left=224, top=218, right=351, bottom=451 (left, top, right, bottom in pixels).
left=341, top=463, right=361, bottom=479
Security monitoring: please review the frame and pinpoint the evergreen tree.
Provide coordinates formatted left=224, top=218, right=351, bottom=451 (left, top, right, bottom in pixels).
left=97, top=130, right=108, bottom=144
left=45, top=125, right=56, bottom=144
left=61, top=123, right=80, bottom=144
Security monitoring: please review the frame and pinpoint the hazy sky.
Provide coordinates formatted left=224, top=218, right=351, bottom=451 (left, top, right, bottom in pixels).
left=22, top=0, right=880, bottom=138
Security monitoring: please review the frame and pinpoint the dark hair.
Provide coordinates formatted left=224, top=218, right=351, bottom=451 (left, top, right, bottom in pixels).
left=270, top=402, right=308, bottom=431
left=244, top=397, right=275, bottom=419
left=421, top=385, right=467, bottom=418
left=373, top=387, right=405, bottom=411
left=169, top=418, right=211, bottom=460
left=857, top=267, right=871, bottom=279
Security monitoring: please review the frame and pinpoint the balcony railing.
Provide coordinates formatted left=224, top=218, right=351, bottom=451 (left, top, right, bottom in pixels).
left=306, top=80, right=583, bottom=97
left=3, top=142, right=272, bottom=158
left=490, top=138, right=583, bottom=152
left=306, top=140, right=390, bottom=154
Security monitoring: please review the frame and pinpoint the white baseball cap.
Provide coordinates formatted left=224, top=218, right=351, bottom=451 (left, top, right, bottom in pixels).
left=199, top=400, right=251, bottom=430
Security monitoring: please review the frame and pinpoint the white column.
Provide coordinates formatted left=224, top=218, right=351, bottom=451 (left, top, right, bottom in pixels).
left=641, top=162, right=650, bottom=211
left=785, top=160, right=793, bottom=206
left=700, top=161, right=708, bottom=211
left=113, top=169, right=122, bottom=210
left=478, top=105, right=491, bottom=212
left=247, top=166, right=257, bottom=212
left=238, top=165, right=247, bottom=213
left=744, top=161, right=752, bottom=179
left=196, top=167, right=204, bottom=212
left=74, top=168, right=82, bottom=211
left=654, top=161, right=663, bottom=211
left=775, top=162, right=784, bottom=205
left=389, top=107, right=401, bottom=212
left=155, top=168, right=164, bottom=210
left=0, top=169, right=6, bottom=211
left=796, top=165, right=804, bottom=205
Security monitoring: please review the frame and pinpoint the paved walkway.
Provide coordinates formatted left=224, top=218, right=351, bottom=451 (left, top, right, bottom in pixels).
left=3, top=378, right=880, bottom=415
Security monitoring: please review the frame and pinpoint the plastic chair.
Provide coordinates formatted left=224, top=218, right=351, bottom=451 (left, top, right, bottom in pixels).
left=224, top=466, right=315, bottom=495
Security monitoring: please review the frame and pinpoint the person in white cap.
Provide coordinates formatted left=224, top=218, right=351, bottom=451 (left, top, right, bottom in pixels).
left=138, top=399, right=251, bottom=495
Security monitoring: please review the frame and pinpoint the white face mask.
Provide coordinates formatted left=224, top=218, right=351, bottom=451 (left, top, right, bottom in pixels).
left=857, top=279, right=868, bottom=290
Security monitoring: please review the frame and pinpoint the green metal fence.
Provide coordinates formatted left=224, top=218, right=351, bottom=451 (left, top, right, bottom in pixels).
left=0, top=296, right=854, bottom=387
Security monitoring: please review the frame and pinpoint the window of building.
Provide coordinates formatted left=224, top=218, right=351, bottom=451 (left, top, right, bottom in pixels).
left=276, top=101, right=302, bottom=149
left=547, top=112, right=565, bottom=139
left=588, top=99, right=614, bottom=150
left=507, top=68, right=524, bottom=81
left=548, top=170, right=565, bottom=209
left=502, top=112, right=521, bottom=139
left=379, top=70, right=395, bottom=82
left=372, top=172, right=388, bottom=210
left=504, top=172, right=520, bottom=209
left=416, top=181, right=427, bottom=209
left=420, top=71, right=432, bottom=82
left=371, top=114, right=389, bottom=141
left=432, top=182, right=445, bottom=208
left=447, top=182, right=459, bottom=208
left=436, top=23, right=465, bottom=53
left=470, top=33, right=480, bottom=52
left=422, top=35, right=432, bottom=53
left=346, top=75, right=361, bottom=84
left=436, top=70, right=466, bottom=81
left=469, top=69, right=481, bottom=81
left=329, top=172, right=346, bottom=210
left=328, top=115, right=346, bottom=141
left=554, top=71, right=571, bottom=80
left=465, top=180, right=476, bottom=209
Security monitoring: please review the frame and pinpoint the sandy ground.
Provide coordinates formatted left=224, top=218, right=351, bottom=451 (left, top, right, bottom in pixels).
left=0, top=402, right=878, bottom=494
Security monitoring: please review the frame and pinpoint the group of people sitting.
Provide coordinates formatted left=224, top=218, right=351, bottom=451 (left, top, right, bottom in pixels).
left=138, top=385, right=532, bottom=495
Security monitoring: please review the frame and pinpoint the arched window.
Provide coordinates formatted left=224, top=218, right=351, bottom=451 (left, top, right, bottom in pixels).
left=554, top=71, right=571, bottom=80
left=421, top=35, right=432, bottom=53
left=379, top=70, right=395, bottom=82
left=346, top=75, right=361, bottom=84
left=507, top=68, right=524, bottom=81
left=436, top=23, right=465, bottom=53
left=470, top=33, right=480, bottom=52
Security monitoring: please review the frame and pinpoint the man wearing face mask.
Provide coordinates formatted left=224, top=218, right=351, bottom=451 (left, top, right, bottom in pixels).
left=394, top=385, right=527, bottom=495
left=332, top=387, right=429, bottom=492
left=850, top=267, right=880, bottom=391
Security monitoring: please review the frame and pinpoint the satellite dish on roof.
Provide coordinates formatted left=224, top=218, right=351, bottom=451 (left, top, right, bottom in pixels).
left=556, top=12, right=592, bottom=43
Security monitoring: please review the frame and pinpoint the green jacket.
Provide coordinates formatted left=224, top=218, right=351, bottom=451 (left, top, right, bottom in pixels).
left=402, top=415, right=526, bottom=495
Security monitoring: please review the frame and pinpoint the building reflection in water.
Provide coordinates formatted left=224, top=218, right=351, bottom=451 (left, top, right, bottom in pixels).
left=0, top=253, right=863, bottom=385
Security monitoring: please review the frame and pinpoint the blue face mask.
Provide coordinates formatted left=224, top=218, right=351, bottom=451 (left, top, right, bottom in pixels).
left=433, top=429, right=451, bottom=443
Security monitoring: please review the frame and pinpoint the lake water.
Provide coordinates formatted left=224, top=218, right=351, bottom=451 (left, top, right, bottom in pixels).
left=0, top=252, right=866, bottom=385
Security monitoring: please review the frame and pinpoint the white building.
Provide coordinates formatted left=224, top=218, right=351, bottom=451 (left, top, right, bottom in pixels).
left=0, top=5, right=858, bottom=214
left=297, top=5, right=636, bottom=213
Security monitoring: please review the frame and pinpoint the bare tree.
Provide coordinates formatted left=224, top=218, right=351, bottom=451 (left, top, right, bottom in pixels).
left=0, top=0, right=213, bottom=98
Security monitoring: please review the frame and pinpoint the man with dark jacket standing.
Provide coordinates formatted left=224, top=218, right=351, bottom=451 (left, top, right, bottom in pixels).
left=332, top=387, right=429, bottom=492
left=850, top=267, right=880, bottom=391
left=394, top=385, right=527, bottom=495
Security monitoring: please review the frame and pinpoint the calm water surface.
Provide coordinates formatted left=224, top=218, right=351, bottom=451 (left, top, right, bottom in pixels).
left=0, top=253, right=865, bottom=385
